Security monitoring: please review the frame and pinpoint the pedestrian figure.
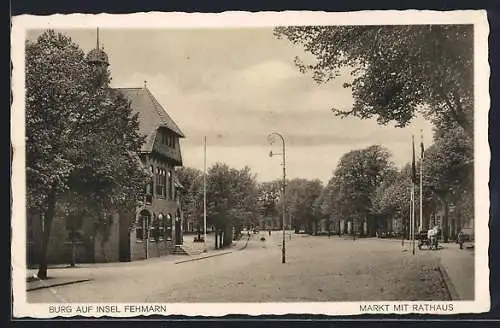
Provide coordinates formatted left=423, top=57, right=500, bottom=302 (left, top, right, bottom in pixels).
left=458, top=230, right=464, bottom=249
left=268, top=229, right=271, bottom=236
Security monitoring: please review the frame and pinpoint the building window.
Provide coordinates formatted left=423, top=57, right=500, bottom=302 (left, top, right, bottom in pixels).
left=163, top=134, right=176, bottom=148
left=145, top=165, right=154, bottom=203
left=156, top=213, right=165, bottom=241
left=164, top=214, right=173, bottom=241
left=145, top=175, right=153, bottom=204
left=156, top=168, right=166, bottom=198
left=149, top=216, right=156, bottom=242
left=168, top=171, right=173, bottom=200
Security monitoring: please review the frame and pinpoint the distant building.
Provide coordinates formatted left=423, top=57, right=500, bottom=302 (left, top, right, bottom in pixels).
left=26, top=31, right=186, bottom=265
left=430, top=203, right=473, bottom=241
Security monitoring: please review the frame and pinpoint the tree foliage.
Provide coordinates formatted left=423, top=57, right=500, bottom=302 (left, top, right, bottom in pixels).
left=325, top=145, right=396, bottom=233
left=257, top=180, right=281, bottom=219
left=424, top=125, right=473, bottom=200
left=175, top=166, right=204, bottom=230
left=205, top=163, right=259, bottom=246
left=274, top=25, right=473, bottom=137
left=278, top=178, right=323, bottom=233
left=422, top=124, right=473, bottom=241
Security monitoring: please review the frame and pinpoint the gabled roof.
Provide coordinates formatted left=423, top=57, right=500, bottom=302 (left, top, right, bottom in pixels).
left=115, top=87, right=185, bottom=141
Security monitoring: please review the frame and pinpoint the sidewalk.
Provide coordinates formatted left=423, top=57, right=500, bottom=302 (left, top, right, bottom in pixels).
left=434, top=243, right=475, bottom=301
left=26, top=235, right=250, bottom=292
left=376, top=237, right=475, bottom=300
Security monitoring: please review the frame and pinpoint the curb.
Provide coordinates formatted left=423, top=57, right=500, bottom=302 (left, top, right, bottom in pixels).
left=174, top=235, right=251, bottom=264
left=174, top=251, right=233, bottom=264
left=27, top=279, right=93, bottom=292
left=437, top=264, right=461, bottom=301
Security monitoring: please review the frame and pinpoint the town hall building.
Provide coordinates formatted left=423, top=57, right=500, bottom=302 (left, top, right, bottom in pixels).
left=26, top=31, right=187, bottom=265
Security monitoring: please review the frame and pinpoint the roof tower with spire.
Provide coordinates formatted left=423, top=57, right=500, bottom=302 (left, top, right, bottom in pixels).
left=86, top=28, right=109, bottom=67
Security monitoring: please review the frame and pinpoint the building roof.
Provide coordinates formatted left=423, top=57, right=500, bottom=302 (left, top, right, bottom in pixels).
left=115, top=87, right=185, bottom=153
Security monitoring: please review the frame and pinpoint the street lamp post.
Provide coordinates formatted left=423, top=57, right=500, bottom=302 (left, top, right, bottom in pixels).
left=268, top=132, right=286, bottom=264
left=203, top=136, right=207, bottom=252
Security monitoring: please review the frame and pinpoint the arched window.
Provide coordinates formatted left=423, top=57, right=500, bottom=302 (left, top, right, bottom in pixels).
left=157, top=213, right=165, bottom=241
left=165, top=214, right=172, bottom=241
left=156, top=168, right=166, bottom=198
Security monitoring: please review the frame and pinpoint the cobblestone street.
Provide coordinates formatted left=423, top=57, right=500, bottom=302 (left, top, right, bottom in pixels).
left=27, top=232, right=472, bottom=303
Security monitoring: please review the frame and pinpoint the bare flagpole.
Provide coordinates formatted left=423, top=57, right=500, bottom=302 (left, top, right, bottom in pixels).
left=411, top=182, right=416, bottom=255
left=203, top=136, right=207, bottom=252
left=411, top=135, right=416, bottom=255
left=420, top=130, right=424, bottom=231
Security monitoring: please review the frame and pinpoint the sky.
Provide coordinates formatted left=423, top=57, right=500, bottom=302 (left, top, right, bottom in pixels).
left=27, top=28, right=434, bottom=184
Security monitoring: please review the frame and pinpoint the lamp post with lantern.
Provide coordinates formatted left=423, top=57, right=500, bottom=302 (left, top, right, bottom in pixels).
left=268, top=132, right=287, bottom=264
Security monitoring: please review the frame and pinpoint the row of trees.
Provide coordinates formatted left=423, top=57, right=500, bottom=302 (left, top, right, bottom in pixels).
left=176, top=164, right=259, bottom=248
left=272, top=25, right=474, bottom=241
left=177, top=117, right=473, bottom=244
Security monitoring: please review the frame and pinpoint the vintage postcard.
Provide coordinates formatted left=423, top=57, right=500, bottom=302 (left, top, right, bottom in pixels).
left=11, top=10, right=490, bottom=318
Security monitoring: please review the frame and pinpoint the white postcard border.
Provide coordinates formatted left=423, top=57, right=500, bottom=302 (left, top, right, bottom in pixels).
left=11, top=10, right=491, bottom=318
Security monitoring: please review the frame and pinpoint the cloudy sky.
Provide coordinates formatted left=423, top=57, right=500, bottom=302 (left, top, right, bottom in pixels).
left=27, top=28, right=434, bottom=183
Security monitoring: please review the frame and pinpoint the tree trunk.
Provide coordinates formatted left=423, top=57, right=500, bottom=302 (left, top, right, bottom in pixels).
left=37, top=188, right=57, bottom=280
left=214, top=228, right=219, bottom=249
left=70, top=227, right=76, bottom=267
left=219, top=230, right=223, bottom=248
left=223, top=224, right=233, bottom=247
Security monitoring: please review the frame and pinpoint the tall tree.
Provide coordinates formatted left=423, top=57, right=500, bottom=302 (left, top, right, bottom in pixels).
left=257, top=180, right=281, bottom=227
left=278, top=178, right=323, bottom=234
left=206, top=163, right=258, bottom=247
left=319, top=176, right=343, bottom=234
left=175, top=167, right=204, bottom=235
left=423, top=124, right=473, bottom=242
left=329, top=145, right=396, bottom=235
left=371, top=164, right=431, bottom=238
left=274, top=25, right=473, bottom=137
left=26, top=30, right=147, bottom=279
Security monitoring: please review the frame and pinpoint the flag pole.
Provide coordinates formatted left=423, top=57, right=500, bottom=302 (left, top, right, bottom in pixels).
left=411, top=135, right=416, bottom=255
left=408, top=189, right=412, bottom=247
left=203, top=136, right=207, bottom=252
left=411, top=183, right=415, bottom=255
left=420, top=130, right=424, bottom=231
